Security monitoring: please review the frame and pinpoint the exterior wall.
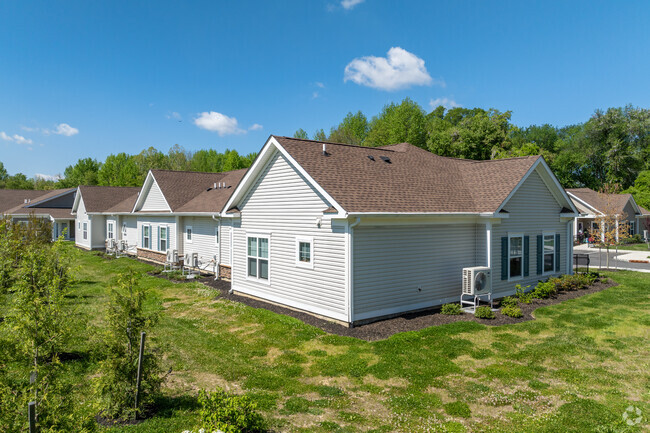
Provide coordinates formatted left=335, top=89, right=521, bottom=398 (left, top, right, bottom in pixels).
left=140, top=180, right=170, bottom=211
left=231, top=151, right=348, bottom=322
left=121, top=216, right=138, bottom=252
left=90, top=215, right=107, bottom=249
left=136, top=216, right=177, bottom=262
left=53, top=220, right=74, bottom=240
left=220, top=219, right=232, bottom=266
left=180, top=216, right=219, bottom=273
left=491, top=168, right=568, bottom=297
left=75, top=197, right=92, bottom=250
left=621, top=201, right=637, bottom=235
left=353, top=223, right=480, bottom=321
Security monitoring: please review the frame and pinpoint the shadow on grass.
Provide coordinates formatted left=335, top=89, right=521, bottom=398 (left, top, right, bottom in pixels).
left=153, top=394, right=201, bottom=418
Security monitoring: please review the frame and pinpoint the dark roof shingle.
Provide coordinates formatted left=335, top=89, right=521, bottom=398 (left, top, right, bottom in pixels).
left=77, top=186, right=141, bottom=213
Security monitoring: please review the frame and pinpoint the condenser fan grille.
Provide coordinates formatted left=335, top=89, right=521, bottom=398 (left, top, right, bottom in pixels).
left=474, top=272, right=487, bottom=292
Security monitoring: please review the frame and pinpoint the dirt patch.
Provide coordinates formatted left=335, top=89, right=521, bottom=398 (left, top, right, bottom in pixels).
left=200, top=278, right=618, bottom=342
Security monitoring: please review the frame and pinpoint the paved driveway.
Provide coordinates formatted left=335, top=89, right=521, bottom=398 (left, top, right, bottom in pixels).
left=574, top=245, right=650, bottom=272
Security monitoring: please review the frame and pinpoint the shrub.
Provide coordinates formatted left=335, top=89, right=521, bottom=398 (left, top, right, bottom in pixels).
left=474, top=306, right=495, bottom=319
left=198, top=388, right=266, bottom=433
left=515, top=284, right=533, bottom=304
left=531, top=281, right=557, bottom=299
left=94, top=271, right=162, bottom=420
left=501, top=305, right=523, bottom=318
left=500, top=296, right=518, bottom=308
left=441, top=303, right=462, bottom=315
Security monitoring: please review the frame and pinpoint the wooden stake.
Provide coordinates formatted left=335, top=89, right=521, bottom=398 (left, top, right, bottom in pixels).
left=134, top=331, right=146, bottom=419
left=28, top=401, right=36, bottom=433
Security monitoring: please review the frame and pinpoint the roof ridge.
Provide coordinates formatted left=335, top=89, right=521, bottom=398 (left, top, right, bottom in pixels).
left=274, top=135, right=398, bottom=152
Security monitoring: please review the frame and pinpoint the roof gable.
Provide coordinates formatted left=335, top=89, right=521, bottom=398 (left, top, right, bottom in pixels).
left=567, top=188, right=640, bottom=216
left=73, top=186, right=140, bottom=214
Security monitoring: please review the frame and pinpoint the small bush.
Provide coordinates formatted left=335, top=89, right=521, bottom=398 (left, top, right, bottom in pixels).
left=500, top=296, right=518, bottom=308
left=198, top=388, right=266, bottom=433
left=441, top=303, right=462, bottom=315
left=531, top=281, right=557, bottom=299
left=474, top=306, right=495, bottom=319
left=444, top=401, right=471, bottom=418
left=515, top=284, right=533, bottom=303
left=501, top=305, right=523, bottom=318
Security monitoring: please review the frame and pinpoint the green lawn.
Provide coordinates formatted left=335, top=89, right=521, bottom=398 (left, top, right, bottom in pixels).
left=2, top=246, right=649, bottom=432
left=615, top=242, right=650, bottom=252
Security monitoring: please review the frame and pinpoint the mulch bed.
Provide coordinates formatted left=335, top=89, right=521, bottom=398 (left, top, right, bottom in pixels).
left=199, top=277, right=618, bottom=342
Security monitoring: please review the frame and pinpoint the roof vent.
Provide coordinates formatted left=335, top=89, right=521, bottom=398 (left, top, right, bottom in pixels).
left=367, top=155, right=375, bottom=161
left=214, top=182, right=217, bottom=189
left=380, top=156, right=391, bottom=163
left=322, top=142, right=328, bottom=156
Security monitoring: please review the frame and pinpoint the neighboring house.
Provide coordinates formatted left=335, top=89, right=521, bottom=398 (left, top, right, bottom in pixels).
left=71, top=186, right=141, bottom=250
left=0, top=188, right=77, bottom=240
left=222, top=136, right=579, bottom=325
left=567, top=188, right=650, bottom=242
left=131, top=169, right=246, bottom=278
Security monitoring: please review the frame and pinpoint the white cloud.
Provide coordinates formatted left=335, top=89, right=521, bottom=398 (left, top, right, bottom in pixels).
left=54, top=123, right=79, bottom=136
left=35, top=173, right=62, bottom=181
left=248, top=123, right=263, bottom=131
left=194, top=111, right=245, bottom=136
left=312, top=91, right=320, bottom=99
left=341, top=0, right=364, bottom=9
left=429, top=97, right=461, bottom=110
left=315, top=82, right=325, bottom=88
left=344, top=47, right=440, bottom=91
left=0, top=131, right=33, bottom=145
left=166, top=111, right=182, bottom=120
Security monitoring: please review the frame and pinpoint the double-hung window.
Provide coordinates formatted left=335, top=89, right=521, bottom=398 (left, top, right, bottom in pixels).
left=159, top=226, right=168, bottom=252
left=107, top=222, right=114, bottom=240
left=509, top=234, right=523, bottom=279
left=629, top=221, right=635, bottom=236
left=83, top=222, right=88, bottom=240
left=543, top=233, right=555, bottom=273
left=247, top=236, right=269, bottom=280
left=295, top=237, right=313, bottom=268
left=143, top=225, right=151, bottom=249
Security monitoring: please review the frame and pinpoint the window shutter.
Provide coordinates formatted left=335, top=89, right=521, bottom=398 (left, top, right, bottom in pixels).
left=157, top=226, right=161, bottom=251
left=524, top=236, right=530, bottom=277
left=501, top=237, right=508, bottom=280
left=141, top=226, right=144, bottom=248
left=555, top=233, right=561, bottom=272
left=536, top=234, right=543, bottom=275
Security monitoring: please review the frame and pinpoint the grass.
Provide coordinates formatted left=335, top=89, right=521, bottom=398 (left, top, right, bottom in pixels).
left=1, top=245, right=649, bottom=432
left=612, top=242, right=650, bottom=251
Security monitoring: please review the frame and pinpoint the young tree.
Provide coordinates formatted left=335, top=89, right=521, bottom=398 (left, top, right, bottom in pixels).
left=597, top=184, right=632, bottom=268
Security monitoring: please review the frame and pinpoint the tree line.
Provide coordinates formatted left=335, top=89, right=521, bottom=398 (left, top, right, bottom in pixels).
left=2, top=99, right=650, bottom=209
left=0, top=146, right=257, bottom=190
left=293, top=99, right=650, bottom=209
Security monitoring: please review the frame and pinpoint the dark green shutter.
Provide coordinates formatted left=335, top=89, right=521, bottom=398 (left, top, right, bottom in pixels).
left=501, top=237, right=508, bottom=280
left=555, top=233, right=561, bottom=272
left=536, top=234, right=543, bottom=275
left=524, top=236, right=530, bottom=277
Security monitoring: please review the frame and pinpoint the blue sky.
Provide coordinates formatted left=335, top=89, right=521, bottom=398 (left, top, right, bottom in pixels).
left=1, top=0, right=649, bottom=179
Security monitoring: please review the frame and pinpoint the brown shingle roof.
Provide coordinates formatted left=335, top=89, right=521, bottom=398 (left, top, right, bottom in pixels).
left=77, top=186, right=141, bottom=213
left=274, top=136, right=540, bottom=213
left=150, top=168, right=247, bottom=213
left=2, top=188, right=76, bottom=219
left=639, top=205, right=650, bottom=216
left=567, top=188, right=635, bottom=215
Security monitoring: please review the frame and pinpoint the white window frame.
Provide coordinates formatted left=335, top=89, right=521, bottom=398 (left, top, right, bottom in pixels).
left=83, top=222, right=88, bottom=240
left=542, top=232, right=555, bottom=275
left=185, top=226, right=193, bottom=244
left=159, top=225, right=168, bottom=252
left=107, top=221, right=114, bottom=240
left=142, top=225, right=151, bottom=249
left=295, top=236, right=314, bottom=269
left=246, top=233, right=270, bottom=284
left=215, top=226, right=219, bottom=246
left=508, top=233, right=524, bottom=281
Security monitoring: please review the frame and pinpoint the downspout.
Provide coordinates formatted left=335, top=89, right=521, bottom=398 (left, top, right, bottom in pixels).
left=348, top=217, right=361, bottom=326
left=485, top=220, right=492, bottom=268
left=212, top=214, right=220, bottom=280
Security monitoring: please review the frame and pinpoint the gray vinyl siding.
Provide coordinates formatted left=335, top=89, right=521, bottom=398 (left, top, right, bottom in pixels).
left=220, top=220, right=232, bottom=266
left=122, top=216, right=138, bottom=252
left=137, top=216, right=176, bottom=255
left=622, top=201, right=637, bottom=235
left=232, top=151, right=348, bottom=322
left=140, top=180, right=170, bottom=211
left=353, top=223, right=480, bottom=320
left=491, top=168, right=568, bottom=296
left=75, top=197, right=92, bottom=250
left=181, top=216, right=219, bottom=266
